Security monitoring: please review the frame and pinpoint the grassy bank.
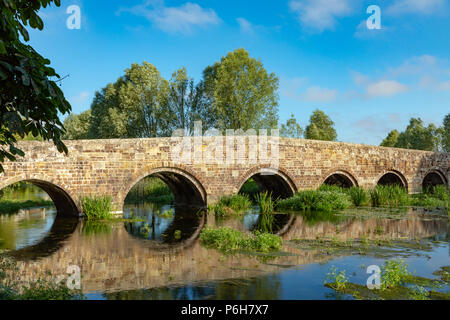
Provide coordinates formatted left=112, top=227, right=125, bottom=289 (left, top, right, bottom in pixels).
left=125, top=177, right=174, bottom=204
left=0, top=199, right=54, bottom=215
left=200, top=227, right=282, bottom=253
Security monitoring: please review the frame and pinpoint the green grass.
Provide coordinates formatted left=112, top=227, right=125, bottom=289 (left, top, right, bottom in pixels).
left=125, top=177, right=174, bottom=204
left=81, top=195, right=114, bottom=220
left=0, top=199, right=54, bottom=214
left=277, top=189, right=352, bottom=212
left=348, top=187, right=368, bottom=206
left=369, top=185, right=410, bottom=207
left=212, top=194, right=252, bottom=216
left=255, top=191, right=277, bottom=215
left=199, top=227, right=283, bottom=253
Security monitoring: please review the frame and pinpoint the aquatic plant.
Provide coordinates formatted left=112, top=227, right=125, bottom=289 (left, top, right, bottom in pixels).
left=277, top=189, right=352, bottom=212
left=348, top=187, right=368, bottom=207
left=81, top=195, right=114, bottom=220
left=212, top=194, right=252, bottom=216
left=199, top=227, right=282, bottom=253
left=380, top=259, right=410, bottom=290
left=324, top=266, right=349, bottom=290
left=369, top=185, right=409, bottom=207
left=255, top=191, right=277, bottom=215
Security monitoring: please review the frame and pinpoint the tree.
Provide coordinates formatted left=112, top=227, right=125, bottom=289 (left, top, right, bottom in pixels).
left=63, top=110, right=91, bottom=140
left=280, top=114, right=303, bottom=138
left=395, top=118, right=437, bottom=151
left=203, top=48, right=279, bottom=131
left=89, top=62, right=170, bottom=138
left=167, top=67, right=215, bottom=134
left=442, top=113, right=450, bottom=153
left=380, top=130, right=399, bottom=147
left=305, top=109, right=337, bottom=141
left=0, top=0, right=71, bottom=172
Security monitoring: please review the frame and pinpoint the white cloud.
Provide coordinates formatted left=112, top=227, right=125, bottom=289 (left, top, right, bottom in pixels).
left=71, top=91, right=90, bottom=104
left=387, top=0, right=446, bottom=15
left=388, top=54, right=439, bottom=77
left=289, top=0, right=354, bottom=33
left=236, top=18, right=254, bottom=35
left=366, top=80, right=408, bottom=98
left=303, top=86, right=338, bottom=102
left=118, top=1, right=220, bottom=34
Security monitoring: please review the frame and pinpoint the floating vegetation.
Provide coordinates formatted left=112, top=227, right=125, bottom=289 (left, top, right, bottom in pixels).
left=199, top=227, right=282, bottom=253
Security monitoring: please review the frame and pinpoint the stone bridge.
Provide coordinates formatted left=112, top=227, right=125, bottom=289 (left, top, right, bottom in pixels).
left=0, top=137, right=448, bottom=216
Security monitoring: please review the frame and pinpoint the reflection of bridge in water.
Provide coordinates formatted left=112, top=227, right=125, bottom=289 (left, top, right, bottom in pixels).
left=10, top=209, right=448, bottom=294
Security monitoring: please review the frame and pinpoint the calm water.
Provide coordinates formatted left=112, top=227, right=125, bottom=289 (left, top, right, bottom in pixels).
left=0, top=196, right=449, bottom=300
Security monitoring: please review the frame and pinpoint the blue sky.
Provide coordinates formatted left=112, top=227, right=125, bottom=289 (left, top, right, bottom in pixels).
left=28, top=0, right=450, bottom=145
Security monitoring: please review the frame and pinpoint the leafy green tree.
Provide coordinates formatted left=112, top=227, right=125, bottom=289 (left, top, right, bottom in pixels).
left=305, top=109, right=337, bottom=141
left=280, top=114, right=303, bottom=138
left=442, top=113, right=450, bottom=152
left=380, top=130, right=399, bottom=147
left=395, top=118, right=437, bottom=151
left=167, top=67, right=215, bottom=134
left=89, top=62, right=170, bottom=138
left=63, top=110, right=91, bottom=140
left=203, top=48, right=279, bottom=131
left=0, top=0, right=71, bottom=171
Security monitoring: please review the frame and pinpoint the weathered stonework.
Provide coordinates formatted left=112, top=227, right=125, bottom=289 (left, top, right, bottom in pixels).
left=0, top=137, right=448, bottom=216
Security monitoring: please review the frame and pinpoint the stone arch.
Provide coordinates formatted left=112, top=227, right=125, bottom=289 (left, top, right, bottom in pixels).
left=422, top=169, right=447, bottom=190
left=121, top=167, right=207, bottom=210
left=377, top=170, right=408, bottom=189
left=322, top=170, right=358, bottom=188
left=236, top=167, right=296, bottom=199
left=0, top=175, right=80, bottom=217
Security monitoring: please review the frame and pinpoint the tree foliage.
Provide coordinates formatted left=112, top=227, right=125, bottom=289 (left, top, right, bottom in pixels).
left=0, top=0, right=71, bottom=171
left=305, top=109, right=337, bottom=141
left=204, top=48, right=279, bottom=131
left=380, top=130, right=399, bottom=147
left=280, top=114, right=303, bottom=138
left=63, top=110, right=91, bottom=140
left=380, top=115, right=448, bottom=152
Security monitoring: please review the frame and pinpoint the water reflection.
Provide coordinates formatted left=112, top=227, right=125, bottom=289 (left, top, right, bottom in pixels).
left=123, top=203, right=205, bottom=244
left=1, top=204, right=447, bottom=299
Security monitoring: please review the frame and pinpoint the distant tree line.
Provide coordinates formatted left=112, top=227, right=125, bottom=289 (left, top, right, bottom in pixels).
left=380, top=115, right=449, bottom=152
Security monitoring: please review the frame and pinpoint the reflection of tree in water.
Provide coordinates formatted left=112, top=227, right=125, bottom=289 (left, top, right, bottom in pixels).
left=103, top=275, right=281, bottom=300
left=124, top=203, right=204, bottom=244
left=252, top=213, right=292, bottom=234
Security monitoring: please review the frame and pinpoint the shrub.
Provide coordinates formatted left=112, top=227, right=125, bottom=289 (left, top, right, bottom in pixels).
left=199, top=227, right=282, bottom=253
left=81, top=195, right=113, bottom=220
